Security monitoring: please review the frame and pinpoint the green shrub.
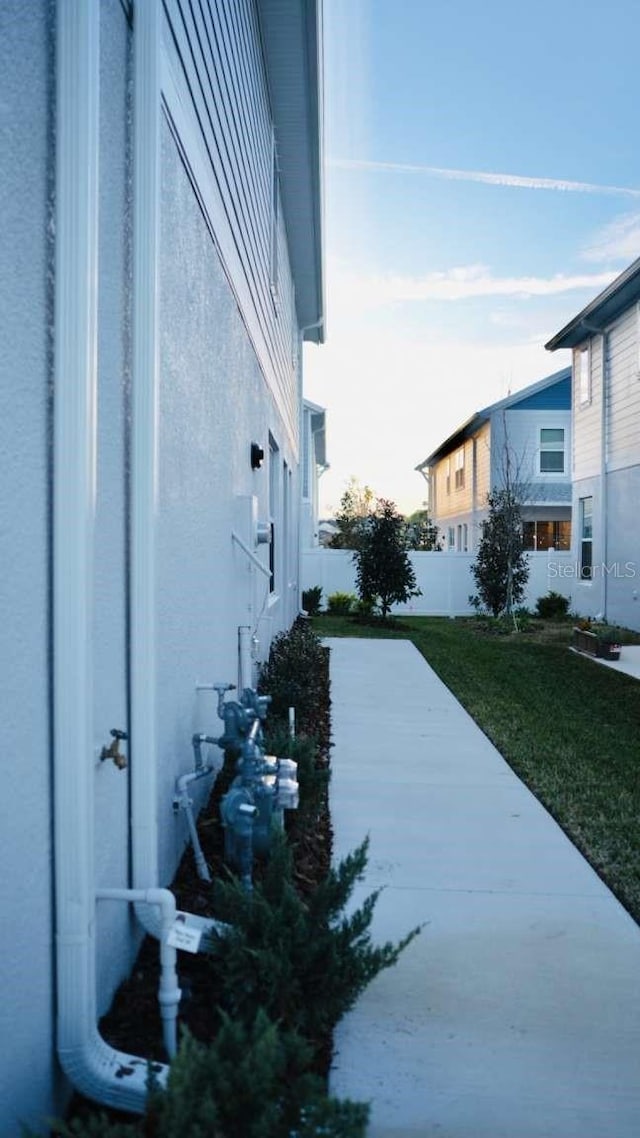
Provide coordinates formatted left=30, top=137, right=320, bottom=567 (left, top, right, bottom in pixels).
left=44, top=1014, right=369, bottom=1137
left=208, top=834, right=421, bottom=1049
left=326, top=592, right=356, bottom=615
left=535, top=590, right=570, bottom=619
left=302, top=585, right=323, bottom=615
left=258, top=617, right=327, bottom=731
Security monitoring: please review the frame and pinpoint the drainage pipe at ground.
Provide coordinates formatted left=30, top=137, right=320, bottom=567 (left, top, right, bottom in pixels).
left=53, top=2, right=167, bottom=1113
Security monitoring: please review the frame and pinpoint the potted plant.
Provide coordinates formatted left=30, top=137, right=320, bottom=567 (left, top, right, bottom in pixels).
left=572, top=620, right=622, bottom=660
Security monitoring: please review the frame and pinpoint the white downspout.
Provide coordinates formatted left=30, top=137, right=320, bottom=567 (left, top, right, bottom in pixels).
left=130, top=0, right=162, bottom=929
left=53, top=0, right=168, bottom=1111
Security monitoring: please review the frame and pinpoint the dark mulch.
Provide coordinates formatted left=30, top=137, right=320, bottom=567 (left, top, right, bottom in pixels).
left=67, top=648, right=332, bottom=1127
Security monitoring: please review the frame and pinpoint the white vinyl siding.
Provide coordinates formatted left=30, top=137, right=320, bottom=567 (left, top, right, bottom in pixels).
left=162, top=0, right=299, bottom=445
left=607, top=307, right=640, bottom=472
left=573, top=339, right=603, bottom=480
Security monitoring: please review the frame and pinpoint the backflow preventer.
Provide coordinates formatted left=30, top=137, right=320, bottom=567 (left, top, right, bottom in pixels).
left=212, top=684, right=299, bottom=889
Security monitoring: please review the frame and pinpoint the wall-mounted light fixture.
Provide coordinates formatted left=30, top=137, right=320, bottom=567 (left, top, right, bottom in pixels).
left=250, top=442, right=264, bottom=470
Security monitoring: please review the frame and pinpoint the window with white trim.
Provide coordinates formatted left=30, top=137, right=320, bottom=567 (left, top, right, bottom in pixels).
left=539, top=428, right=565, bottom=473
left=580, top=497, right=593, bottom=580
left=447, top=526, right=455, bottom=551
left=445, top=457, right=451, bottom=494
left=578, top=346, right=591, bottom=406
left=454, top=447, right=465, bottom=489
left=268, top=436, right=279, bottom=593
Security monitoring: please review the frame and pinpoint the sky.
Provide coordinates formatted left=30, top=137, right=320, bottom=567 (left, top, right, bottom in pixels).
left=303, top=0, right=640, bottom=517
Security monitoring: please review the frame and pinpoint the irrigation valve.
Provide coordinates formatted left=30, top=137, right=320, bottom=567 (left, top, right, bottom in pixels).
left=100, top=728, right=128, bottom=770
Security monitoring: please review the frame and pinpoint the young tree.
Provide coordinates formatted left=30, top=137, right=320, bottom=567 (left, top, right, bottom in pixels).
left=471, top=488, right=529, bottom=617
left=328, top=478, right=375, bottom=550
left=404, top=508, right=442, bottom=551
left=353, top=499, right=422, bottom=619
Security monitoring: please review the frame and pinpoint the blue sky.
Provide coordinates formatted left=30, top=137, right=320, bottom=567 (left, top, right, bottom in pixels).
left=303, top=0, right=640, bottom=515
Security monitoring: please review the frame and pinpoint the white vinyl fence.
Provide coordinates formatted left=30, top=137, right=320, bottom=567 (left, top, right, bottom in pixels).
left=301, top=549, right=576, bottom=617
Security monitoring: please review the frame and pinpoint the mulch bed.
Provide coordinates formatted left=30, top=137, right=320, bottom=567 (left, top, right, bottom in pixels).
left=67, top=647, right=332, bottom=1127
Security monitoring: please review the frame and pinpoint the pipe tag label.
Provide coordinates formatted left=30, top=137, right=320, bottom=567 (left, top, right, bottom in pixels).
left=167, top=913, right=203, bottom=954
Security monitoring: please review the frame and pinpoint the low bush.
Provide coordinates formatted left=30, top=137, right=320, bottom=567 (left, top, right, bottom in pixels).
left=535, top=590, right=571, bottom=619
left=258, top=617, right=328, bottom=731
left=326, top=592, right=357, bottom=615
left=302, top=585, right=323, bottom=615
left=207, top=835, right=421, bottom=1050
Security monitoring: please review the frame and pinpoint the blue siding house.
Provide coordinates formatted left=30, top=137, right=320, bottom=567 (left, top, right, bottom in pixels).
left=0, top=1, right=324, bottom=1131
left=416, top=368, right=572, bottom=553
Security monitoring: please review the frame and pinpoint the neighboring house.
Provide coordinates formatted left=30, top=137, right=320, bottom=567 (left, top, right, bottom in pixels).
left=415, top=368, right=572, bottom=553
left=0, top=1, right=323, bottom=1133
left=301, top=399, right=329, bottom=547
left=546, top=257, right=640, bottom=630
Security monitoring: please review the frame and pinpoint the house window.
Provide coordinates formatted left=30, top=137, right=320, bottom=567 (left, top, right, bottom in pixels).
left=445, top=457, right=451, bottom=494
left=539, top=428, right=565, bottom=473
left=454, top=447, right=465, bottom=489
left=578, top=347, right=591, bottom=406
left=447, top=526, right=455, bottom=551
left=579, top=497, right=593, bottom=580
left=462, top=523, right=468, bottom=552
left=269, top=437, right=279, bottom=593
left=523, top=520, right=571, bottom=551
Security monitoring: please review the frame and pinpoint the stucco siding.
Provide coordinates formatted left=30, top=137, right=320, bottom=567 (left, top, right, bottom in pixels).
left=603, top=465, right=640, bottom=631
left=156, top=120, right=300, bottom=885
left=573, top=339, right=603, bottom=480
left=0, top=1, right=59, bottom=1131
left=607, top=306, right=640, bottom=473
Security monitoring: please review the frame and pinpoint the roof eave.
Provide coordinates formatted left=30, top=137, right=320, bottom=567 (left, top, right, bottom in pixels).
left=259, top=0, right=325, bottom=344
left=546, top=257, right=640, bottom=351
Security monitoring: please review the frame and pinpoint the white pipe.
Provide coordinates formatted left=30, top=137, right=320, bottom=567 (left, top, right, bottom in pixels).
left=232, top=530, right=272, bottom=577
left=130, top=0, right=162, bottom=932
left=97, top=889, right=181, bottom=1059
left=238, top=624, right=253, bottom=691
left=53, top=1, right=165, bottom=1114
left=174, top=769, right=215, bottom=882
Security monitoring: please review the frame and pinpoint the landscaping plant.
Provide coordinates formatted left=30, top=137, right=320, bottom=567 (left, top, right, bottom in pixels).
left=471, top=488, right=529, bottom=618
left=353, top=498, right=421, bottom=619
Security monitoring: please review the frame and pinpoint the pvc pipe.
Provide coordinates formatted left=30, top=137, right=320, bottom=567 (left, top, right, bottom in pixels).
left=130, top=0, right=162, bottom=930
left=53, top=1, right=165, bottom=1114
left=97, top=889, right=181, bottom=1059
left=238, top=624, right=253, bottom=691
left=174, top=769, right=215, bottom=882
left=231, top=530, right=272, bottom=577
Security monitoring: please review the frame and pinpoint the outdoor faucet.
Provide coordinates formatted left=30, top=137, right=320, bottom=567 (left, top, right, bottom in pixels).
left=100, top=728, right=128, bottom=770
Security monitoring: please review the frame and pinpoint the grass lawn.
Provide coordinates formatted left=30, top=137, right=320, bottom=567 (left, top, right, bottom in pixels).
left=314, top=614, right=640, bottom=925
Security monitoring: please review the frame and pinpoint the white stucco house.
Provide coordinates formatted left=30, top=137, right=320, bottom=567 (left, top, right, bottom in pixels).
left=546, top=257, right=640, bottom=630
left=0, top=0, right=324, bottom=1131
left=415, top=367, right=572, bottom=554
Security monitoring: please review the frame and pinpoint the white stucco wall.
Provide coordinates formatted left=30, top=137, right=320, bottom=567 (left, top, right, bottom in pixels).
left=0, top=2, right=60, bottom=1132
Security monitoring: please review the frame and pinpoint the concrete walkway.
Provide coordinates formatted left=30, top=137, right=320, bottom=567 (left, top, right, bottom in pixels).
left=327, top=638, right=640, bottom=1138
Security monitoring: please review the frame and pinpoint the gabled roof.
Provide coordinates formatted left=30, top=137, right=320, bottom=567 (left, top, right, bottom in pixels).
left=545, top=257, right=640, bottom=350
left=259, top=0, right=325, bottom=343
left=415, top=366, right=571, bottom=472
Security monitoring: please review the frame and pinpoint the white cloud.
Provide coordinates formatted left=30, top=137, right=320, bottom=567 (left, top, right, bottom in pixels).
left=581, top=212, right=640, bottom=263
left=330, top=157, right=640, bottom=199
left=329, top=261, right=617, bottom=309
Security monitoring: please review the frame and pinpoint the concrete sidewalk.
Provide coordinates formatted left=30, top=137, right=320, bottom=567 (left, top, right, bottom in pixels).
left=327, top=638, right=640, bottom=1138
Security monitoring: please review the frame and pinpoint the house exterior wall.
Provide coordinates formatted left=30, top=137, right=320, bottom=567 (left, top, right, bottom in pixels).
left=572, top=338, right=603, bottom=481
left=0, top=3, right=59, bottom=1130
left=607, top=306, right=640, bottom=472
left=0, top=0, right=317, bottom=1132
left=491, top=407, right=572, bottom=507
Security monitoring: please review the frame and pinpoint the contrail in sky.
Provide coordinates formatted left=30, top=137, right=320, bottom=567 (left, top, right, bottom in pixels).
left=330, top=158, right=640, bottom=199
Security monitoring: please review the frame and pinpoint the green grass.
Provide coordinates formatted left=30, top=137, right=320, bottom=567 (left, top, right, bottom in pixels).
left=314, top=614, right=640, bottom=924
